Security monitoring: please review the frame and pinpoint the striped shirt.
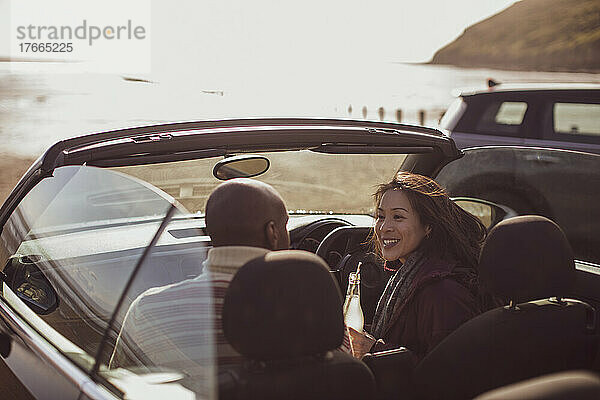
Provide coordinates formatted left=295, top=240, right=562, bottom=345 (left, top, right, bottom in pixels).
left=110, top=246, right=351, bottom=375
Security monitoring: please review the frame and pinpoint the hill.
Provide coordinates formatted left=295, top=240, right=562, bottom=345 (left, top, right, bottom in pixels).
left=430, top=0, right=600, bottom=72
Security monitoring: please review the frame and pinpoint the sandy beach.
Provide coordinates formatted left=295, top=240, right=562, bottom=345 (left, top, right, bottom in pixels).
left=0, top=153, right=35, bottom=204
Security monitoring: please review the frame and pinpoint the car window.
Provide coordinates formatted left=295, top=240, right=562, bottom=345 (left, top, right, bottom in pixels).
left=475, top=100, right=528, bottom=136
left=495, top=102, right=528, bottom=125
left=0, top=166, right=209, bottom=393
left=553, top=102, right=600, bottom=136
left=97, top=212, right=215, bottom=398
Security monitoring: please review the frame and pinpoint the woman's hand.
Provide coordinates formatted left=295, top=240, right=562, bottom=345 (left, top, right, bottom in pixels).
left=348, top=327, right=376, bottom=359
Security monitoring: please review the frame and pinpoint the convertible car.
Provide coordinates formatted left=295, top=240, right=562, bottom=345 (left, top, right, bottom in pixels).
left=0, top=118, right=598, bottom=399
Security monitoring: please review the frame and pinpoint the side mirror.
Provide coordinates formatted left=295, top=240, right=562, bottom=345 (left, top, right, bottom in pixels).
left=213, top=155, right=270, bottom=180
left=452, top=197, right=515, bottom=230
left=2, top=255, right=58, bottom=315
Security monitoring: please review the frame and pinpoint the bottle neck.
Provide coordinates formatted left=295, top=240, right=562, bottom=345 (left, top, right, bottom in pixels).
left=346, top=273, right=361, bottom=297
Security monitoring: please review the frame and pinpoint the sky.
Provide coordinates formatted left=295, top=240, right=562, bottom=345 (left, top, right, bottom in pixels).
left=177, top=0, right=520, bottom=63
left=1, top=0, right=519, bottom=75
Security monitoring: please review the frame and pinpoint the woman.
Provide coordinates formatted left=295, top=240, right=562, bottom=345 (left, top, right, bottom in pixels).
left=349, top=172, right=486, bottom=359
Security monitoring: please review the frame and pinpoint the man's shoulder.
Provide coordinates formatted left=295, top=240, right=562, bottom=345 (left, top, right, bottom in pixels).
left=134, top=273, right=230, bottom=307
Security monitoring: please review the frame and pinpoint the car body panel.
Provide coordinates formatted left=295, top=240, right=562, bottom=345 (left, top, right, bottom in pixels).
left=0, top=293, right=93, bottom=400
left=436, top=146, right=600, bottom=263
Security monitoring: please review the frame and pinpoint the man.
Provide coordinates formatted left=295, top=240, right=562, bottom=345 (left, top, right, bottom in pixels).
left=111, top=179, right=353, bottom=378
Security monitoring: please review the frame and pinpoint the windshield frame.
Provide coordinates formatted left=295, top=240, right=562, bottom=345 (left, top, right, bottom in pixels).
left=0, top=119, right=460, bottom=233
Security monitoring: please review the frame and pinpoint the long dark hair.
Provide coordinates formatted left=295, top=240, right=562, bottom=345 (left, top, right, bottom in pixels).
left=373, top=172, right=487, bottom=269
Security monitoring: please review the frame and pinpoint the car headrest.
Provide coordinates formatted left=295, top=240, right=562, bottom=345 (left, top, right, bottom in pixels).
left=479, top=215, right=575, bottom=303
left=222, top=250, right=344, bottom=361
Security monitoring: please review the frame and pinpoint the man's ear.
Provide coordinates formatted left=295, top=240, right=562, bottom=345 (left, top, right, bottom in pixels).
left=265, top=220, right=278, bottom=250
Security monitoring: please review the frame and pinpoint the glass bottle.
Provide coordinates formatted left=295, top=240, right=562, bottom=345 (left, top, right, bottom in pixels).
left=343, top=262, right=364, bottom=332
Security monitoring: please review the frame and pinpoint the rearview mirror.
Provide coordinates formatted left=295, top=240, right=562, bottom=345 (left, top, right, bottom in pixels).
left=452, top=197, right=512, bottom=230
left=213, top=155, right=270, bottom=180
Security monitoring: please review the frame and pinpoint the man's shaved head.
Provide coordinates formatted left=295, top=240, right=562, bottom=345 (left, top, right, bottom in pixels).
left=205, top=179, right=289, bottom=249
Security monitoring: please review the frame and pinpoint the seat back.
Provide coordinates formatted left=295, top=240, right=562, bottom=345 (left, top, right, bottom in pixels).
left=220, top=250, right=375, bottom=400
left=413, top=216, right=598, bottom=400
left=474, top=371, right=600, bottom=400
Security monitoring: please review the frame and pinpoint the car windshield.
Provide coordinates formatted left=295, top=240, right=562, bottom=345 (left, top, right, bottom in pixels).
left=111, top=150, right=408, bottom=216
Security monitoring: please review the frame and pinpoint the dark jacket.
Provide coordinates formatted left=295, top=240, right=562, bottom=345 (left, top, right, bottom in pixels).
left=371, top=257, right=480, bottom=359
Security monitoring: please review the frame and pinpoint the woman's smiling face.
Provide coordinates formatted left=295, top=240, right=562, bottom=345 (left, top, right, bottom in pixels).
left=375, top=189, right=430, bottom=262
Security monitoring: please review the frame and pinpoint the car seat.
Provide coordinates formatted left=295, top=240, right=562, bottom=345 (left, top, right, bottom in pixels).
left=474, top=370, right=600, bottom=400
left=413, top=215, right=598, bottom=400
left=219, top=250, right=375, bottom=400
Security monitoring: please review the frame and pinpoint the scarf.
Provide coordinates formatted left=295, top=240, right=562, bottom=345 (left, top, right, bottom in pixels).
left=370, top=250, right=426, bottom=338
left=383, top=259, right=402, bottom=272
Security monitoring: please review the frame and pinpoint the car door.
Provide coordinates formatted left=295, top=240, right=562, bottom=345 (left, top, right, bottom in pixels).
left=0, top=165, right=188, bottom=399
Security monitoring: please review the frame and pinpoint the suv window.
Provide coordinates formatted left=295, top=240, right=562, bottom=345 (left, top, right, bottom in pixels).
left=495, top=102, right=528, bottom=125
left=553, top=102, right=600, bottom=136
left=475, top=100, right=528, bottom=136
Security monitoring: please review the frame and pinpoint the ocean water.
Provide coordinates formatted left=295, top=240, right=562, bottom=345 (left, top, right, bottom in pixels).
left=1, top=62, right=599, bottom=157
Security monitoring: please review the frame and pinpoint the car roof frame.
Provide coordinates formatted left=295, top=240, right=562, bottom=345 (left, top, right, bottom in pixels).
left=0, top=118, right=462, bottom=231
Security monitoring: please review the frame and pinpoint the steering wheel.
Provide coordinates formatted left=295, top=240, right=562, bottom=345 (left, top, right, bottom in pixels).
left=315, top=226, right=371, bottom=267
left=316, top=226, right=388, bottom=326
left=290, top=218, right=353, bottom=253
